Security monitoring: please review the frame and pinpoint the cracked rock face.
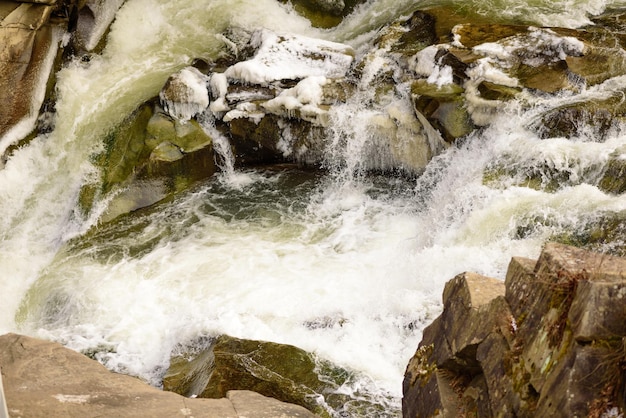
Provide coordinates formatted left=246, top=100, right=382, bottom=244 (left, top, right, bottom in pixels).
left=403, top=243, right=626, bottom=418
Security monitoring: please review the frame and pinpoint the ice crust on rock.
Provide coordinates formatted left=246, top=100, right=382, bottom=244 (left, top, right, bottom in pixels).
left=160, top=67, right=210, bottom=122
left=411, top=45, right=454, bottom=88
left=263, top=76, right=329, bottom=124
left=224, top=29, right=354, bottom=85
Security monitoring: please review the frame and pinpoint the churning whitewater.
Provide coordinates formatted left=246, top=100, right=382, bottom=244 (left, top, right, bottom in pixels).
left=3, top=0, right=626, bottom=415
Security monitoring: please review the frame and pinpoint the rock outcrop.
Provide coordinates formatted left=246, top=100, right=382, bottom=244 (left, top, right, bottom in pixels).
left=0, top=333, right=319, bottom=418
left=164, top=335, right=333, bottom=416
left=403, top=243, right=626, bottom=417
left=162, top=334, right=384, bottom=418
left=0, top=0, right=64, bottom=153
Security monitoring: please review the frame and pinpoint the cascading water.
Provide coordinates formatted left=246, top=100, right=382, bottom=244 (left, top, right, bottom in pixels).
left=3, top=0, right=626, bottom=416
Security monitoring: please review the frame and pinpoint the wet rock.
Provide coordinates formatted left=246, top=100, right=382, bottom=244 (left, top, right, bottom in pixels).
left=403, top=243, right=626, bottom=417
left=530, top=100, right=618, bottom=139
left=452, top=23, right=530, bottom=49
left=81, top=102, right=215, bottom=223
left=0, top=2, right=62, bottom=152
left=163, top=335, right=347, bottom=418
left=279, top=0, right=367, bottom=28
left=97, top=103, right=155, bottom=193
left=411, top=80, right=474, bottom=142
left=0, top=333, right=318, bottom=418
left=160, top=67, right=210, bottom=122
left=72, top=0, right=125, bottom=54
left=372, top=10, right=437, bottom=61
left=227, top=115, right=288, bottom=164
left=292, top=0, right=345, bottom=16
left=599, top=145, right=626, bottom=194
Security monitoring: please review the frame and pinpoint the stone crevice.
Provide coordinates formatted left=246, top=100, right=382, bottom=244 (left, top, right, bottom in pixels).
left=403, top=243, right=626, bottom=417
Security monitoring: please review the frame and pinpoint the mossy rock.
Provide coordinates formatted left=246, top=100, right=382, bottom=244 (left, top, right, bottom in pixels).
left=411, top=79, right=474, bottom=142
left=163, top=335, right=352, bottom=417
left=79, top=102, right=154, bottom=217
left=96, top=103, right=154, bottom=194
left=599, top=146, right=626, bottom=194
left=476, top=81, right=522, bottom=101
left=549, top=210, right=626, bottom=257
left=278, top=0, right=367, bottom=28
left=82, top=101, right=216, bottom=223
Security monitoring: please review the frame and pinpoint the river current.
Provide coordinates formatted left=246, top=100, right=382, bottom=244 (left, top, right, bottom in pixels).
left=2, top=0, right=626, bottom=415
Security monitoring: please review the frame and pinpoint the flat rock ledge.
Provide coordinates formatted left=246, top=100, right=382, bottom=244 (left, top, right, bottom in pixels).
left=403, top=242, right=626, bottom=418
left=0, top=333, right=318, bottom=418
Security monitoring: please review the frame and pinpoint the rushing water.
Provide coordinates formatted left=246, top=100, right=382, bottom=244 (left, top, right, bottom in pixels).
left=3, top=0, right=626, bottom=415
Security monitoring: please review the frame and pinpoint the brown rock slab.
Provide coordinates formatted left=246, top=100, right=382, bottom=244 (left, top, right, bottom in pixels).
left=227, top=390, right=318, bottom=418
left=0, top=2, right=57, bottom=143
left=0, top=333, right=319, bottom=418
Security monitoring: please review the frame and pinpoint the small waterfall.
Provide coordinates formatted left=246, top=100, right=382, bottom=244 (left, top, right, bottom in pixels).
left=4, top=0, right=626, bottom=417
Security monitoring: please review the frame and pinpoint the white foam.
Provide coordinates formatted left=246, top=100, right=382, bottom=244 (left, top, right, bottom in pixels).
left=4, top=1, right=626, bottom=416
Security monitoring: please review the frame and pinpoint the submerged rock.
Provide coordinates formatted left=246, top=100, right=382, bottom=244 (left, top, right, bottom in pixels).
left=403, top=243, right=626, bottom=418
left=279, top=0, right=367, bottom=28
left=599, top=145, right=626, bottom=195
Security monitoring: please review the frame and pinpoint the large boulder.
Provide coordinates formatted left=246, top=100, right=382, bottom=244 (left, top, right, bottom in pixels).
left=403, top=243, right=626, bottom=417
left=0, top=1, right=64, bottom=155
left=80, top=100, right=216, bottom=223
left=163, top=335, right=350, bottom=418
left=0, top=333, right=319, bottom=418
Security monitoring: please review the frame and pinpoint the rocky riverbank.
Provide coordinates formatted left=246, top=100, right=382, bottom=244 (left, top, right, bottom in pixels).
left=403, top=242, right=626, bottom=417
left=2, top=243, right=624, bottom=417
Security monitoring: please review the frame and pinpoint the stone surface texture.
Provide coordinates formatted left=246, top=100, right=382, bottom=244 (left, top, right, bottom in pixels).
left=0, top=333, right=319, bottom=418
left=403, top=243, right=626, bottom=418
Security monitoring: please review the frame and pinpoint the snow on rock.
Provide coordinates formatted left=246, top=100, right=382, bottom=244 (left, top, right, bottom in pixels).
left=411, top=45, right=454, bottom=88
left=224, top=29, right=354, bottom=85
left=464, top=26, right=585, bottom=68
left=160, top=67, right=210, bottom=122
